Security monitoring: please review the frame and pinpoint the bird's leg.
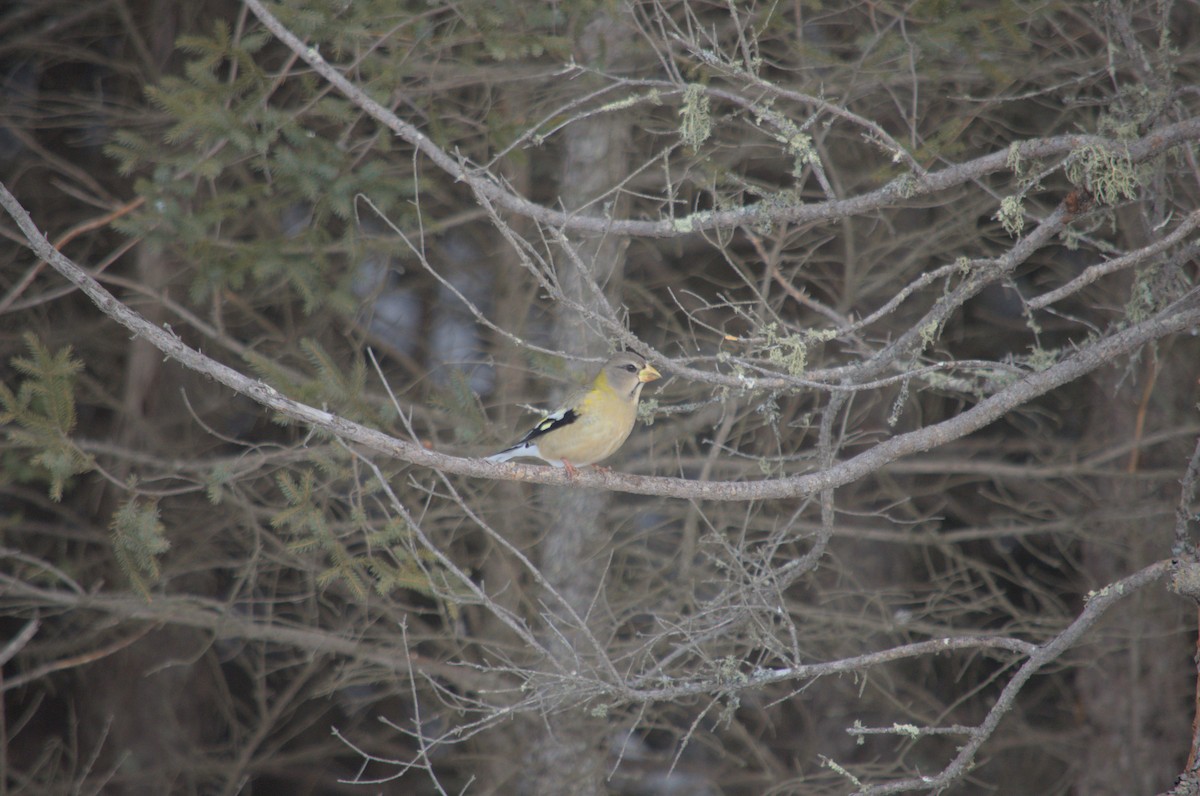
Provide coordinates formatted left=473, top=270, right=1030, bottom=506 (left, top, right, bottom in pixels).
left=561, top=459, right=579, bottom=478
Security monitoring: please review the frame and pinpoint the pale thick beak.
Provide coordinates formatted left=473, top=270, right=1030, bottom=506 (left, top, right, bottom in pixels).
left=638, top=364, right=662, bottom=383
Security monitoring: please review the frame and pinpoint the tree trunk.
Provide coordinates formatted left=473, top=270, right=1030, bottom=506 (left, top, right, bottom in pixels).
left=519, top=11, right=635, bottom=795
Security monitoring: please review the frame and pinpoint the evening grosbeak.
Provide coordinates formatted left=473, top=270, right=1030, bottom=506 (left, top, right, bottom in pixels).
left=488, top=352, right=661, bottom=474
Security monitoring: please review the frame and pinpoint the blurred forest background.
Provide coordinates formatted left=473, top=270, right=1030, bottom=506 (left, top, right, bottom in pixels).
left=2, top=0, right=1200, bottom=794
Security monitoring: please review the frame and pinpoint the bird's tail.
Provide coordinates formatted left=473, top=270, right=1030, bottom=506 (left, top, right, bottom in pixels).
left=486, top=445, right=528, bottom=463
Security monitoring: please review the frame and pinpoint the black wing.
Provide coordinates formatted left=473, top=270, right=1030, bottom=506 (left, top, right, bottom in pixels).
left=514, top=407, right=580, bottom=445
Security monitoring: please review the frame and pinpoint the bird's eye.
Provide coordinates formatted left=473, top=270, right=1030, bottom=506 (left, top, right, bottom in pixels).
left=624, top=364, right=639, bottom=373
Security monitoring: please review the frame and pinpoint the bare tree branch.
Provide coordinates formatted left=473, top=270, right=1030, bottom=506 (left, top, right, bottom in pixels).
left=3, top=175, right=1197, bottom=505
left=241, top=0, right=1200, bottom=238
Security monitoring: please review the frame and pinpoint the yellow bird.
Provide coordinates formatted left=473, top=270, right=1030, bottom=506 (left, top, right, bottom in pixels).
left=488, top=352, right=661, bottom=474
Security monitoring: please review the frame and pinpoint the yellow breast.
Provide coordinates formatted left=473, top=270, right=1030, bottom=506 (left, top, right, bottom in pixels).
left=536, top=375, right=638, bottom=466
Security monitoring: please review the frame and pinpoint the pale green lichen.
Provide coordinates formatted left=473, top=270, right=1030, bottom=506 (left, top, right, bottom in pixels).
left=1084, top=582, right=1124, bottom=604
left=672, top=209, right=713, bottom=233
left=895, top=173, right=918, bottom=199
left=821, top=756, right=863, bottom=787
left=753, top=105, right=818, bottom=178
left=1005, top=141, right=1023, bottom=173
left=887, top=377, right=911, bottom=428
left=1122, top=263, right=1187, bottom=323
left=919, top=320, right=942, bottom=350
left=599, top=92, right=650, bottom=113
left=637, top=397, right=658, bottom=425
left=783, top=130, right=817, bottom=177
left=762, top=322, right=808, bottom=376
left=679, top=83, right=712, bottom=149
left=1065, top=144, right=1139, bottom=205
left=716, top=656, right=748, bottom=685
left=996, top=195, right=1025, bottom=237
left=1059, top=225, right=1084, bottom=251
left=1023, top=346, right=1058, bottom=372
left=851, top=719, right=866, bottom=746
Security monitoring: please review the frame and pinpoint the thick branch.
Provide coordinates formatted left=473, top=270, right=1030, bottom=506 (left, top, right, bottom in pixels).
left=240, top=0, right=1200, bottom=239
left=2, top=182, right=1196, bottom=502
